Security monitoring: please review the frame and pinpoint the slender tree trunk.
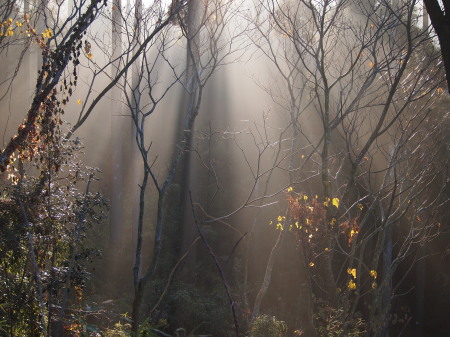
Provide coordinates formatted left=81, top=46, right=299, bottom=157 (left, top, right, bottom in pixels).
left=129, top=1, right=148, bottom=333
left=377, top=225, right=392, bottom=337
left=252, top=229, right=286, bottom=318
left=243, top=142, right=282, bottom=312
left=109, top=0, right=123, bottom=249
left=170, top=0, right=201, bottom=294
left=130, top=0, right=142, bottom=249
left=289, top=98, right=318, bottom=336
left=131, top=168, right=148, bottom=334
left=297, top=240, right=318, bottom=337
left=131, top=280, right=145, bottom=335
left=321, top=97, right=338, bottom=306
left=414, top=247, right=426, bottom=337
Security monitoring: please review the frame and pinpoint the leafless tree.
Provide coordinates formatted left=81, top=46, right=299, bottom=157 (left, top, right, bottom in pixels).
left=95, top=0, right=248, bottom=332
left=246, top=0, right=447, bottom=335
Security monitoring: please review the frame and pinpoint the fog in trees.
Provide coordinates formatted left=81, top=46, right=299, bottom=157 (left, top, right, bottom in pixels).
left=0, top=1, right=448, bottom=336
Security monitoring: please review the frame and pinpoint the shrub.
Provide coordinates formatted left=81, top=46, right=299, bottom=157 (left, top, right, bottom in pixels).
left=248, top=314, right=287, bottom=337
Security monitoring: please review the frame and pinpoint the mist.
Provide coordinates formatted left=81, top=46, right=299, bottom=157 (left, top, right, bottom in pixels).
left=0, top=0, right=449, bottom=336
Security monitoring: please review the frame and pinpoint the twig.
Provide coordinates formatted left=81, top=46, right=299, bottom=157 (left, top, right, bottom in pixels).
left=56, top=173, right=94, bottom=336
left=18, top=198, right=47, bottom=337
left=149, top=237, right=201, bottom=314
left=188, top=191, right=240, bottom=337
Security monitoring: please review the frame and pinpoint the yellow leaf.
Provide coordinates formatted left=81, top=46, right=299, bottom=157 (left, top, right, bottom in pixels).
left=370, top=270, right=377, bottom=279
left=303, top=195, right=308, bottom=201
left=309, top=262, right=315, bottom=267
left=347, top=268, right=357, bottom=279
left=41, top=28, right=52, bottom=39
left=357, top=203, right=364, bottom=210
left=369, top=61, right=375, bottom=68
left=348, top=280, right=357, bottom=290
left=332, top=197, right=339, bottom=208
left=301, top=154, right=305, bottom=159
left=87, top=53, right=93, bottom=59
left=77, top=99, right=82, bottom=105
left=287, top=186, right=293, bottom=192
left=276, top=223, right=284, bottom=231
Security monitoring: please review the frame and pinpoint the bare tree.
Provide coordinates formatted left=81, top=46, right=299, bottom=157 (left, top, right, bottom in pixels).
left=1, top=0, right=447, bottom=336
left=99, top=0, right=248, bottom=332
left=246, top=0, right=447, bottom=335
left=0, top=1, right=185, bottom=334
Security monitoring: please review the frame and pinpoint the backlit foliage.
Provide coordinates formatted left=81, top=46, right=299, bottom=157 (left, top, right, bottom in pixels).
left=285, top=192, right=327, bottom=241
left=248, top=314, right=287, bottom=337
left=0, top=138, right=107, bottom=336
left=283, top=189, right=364, bottom=248
left=1, top=15, right=52, bottom=43
left=314, top=300, right=366, bottom=337
left=0, top=0, right=106, bottom=172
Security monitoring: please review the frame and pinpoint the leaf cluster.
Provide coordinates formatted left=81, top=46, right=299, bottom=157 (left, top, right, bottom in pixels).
left=248, top=314, right=287, bottom=337
left=0, top=137, right=107, bottom=336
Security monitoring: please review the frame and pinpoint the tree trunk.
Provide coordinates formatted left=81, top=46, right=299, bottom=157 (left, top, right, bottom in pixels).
left=252, top=229, right=286, bottom=318
left=131, top=280, right=144, bottom=335
left=414, top=247, right=426, bottom=337
left=424, top=0, right=450, bottom=91
left=109, top=0, right=123, bottom=249
left=377, top=225, right=392, bottom=337
left=297, top=241, right=318, bottom=337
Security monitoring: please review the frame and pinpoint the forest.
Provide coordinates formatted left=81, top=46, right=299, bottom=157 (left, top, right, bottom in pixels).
left=0, top=0, right=449, bottom=336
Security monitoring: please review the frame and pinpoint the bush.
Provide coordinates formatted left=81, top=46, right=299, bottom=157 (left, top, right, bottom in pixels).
left=248, top=314, right=287, bottom=337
